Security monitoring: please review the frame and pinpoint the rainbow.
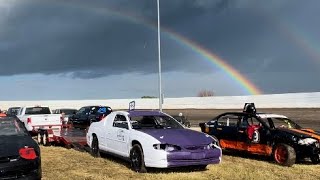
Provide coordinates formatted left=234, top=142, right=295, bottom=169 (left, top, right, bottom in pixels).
left=259, top=9, right=320, bottom=66
left=54, top=1, right=263, bottom=95
left=273, top=18, right=320, bottom=64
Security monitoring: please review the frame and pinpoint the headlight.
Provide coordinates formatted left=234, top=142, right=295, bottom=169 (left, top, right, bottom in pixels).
left=204, top=142, right=220, bottom=150
left=205, top=143, right=214, bottom=150
left=298, top=138, right=318, bottom=145
left=153, top=144, right=181, bottom=152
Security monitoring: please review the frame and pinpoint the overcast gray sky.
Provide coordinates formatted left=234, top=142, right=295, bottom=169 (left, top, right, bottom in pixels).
left=0, top=0, right=319, bottom=100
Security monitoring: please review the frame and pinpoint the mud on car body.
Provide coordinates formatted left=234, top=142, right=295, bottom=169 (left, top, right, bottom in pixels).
left=199, top=103, right=320, bottom=166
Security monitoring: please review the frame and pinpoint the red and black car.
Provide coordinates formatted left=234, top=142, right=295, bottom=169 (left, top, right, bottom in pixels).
left=0, top=117, right=41, bottom=179
left=199, top=103, right=320, bottom=166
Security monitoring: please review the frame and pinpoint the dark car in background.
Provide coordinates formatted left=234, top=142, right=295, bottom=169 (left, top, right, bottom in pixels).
left=0, top=117, right=42, bottom=179
left=69, top=106, right=112, bottom=128
left=52, top=108, right=77, bottom=125
left=6, top=107, right=21, bottom=116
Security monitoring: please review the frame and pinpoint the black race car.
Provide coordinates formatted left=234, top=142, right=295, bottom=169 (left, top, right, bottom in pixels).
left=0, top=117, right=42, bottom=179
left=199, top=103, right=320, bottom=167
left=69, top=106, right=112, bottom=128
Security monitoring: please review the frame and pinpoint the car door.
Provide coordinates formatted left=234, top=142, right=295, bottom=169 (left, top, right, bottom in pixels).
left=108, top=113, right=130, bottom=157
left=213, top=113, right=240, bottom=149
left=236, top=115, right=272, bottom=155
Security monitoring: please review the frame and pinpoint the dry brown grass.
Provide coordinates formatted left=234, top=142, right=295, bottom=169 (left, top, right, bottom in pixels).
left=41, top=146, right=320, bottom=180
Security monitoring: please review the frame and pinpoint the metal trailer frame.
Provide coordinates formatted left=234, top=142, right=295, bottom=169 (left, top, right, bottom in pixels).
left=35, top=124, right=89, bottom=152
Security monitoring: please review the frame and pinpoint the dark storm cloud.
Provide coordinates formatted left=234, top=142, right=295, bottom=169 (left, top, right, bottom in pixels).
left=0, top=0, right=320, bottom=86
left=0, top=0, right=231, bottom=79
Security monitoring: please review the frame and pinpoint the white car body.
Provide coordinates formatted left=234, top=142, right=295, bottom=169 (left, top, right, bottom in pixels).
left=87, top=110, right=222, bottom=168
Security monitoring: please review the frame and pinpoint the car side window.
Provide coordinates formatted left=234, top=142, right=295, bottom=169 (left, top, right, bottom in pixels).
left=113, top=115, right=128, bottom=129
left=239, top=115, right=261, bottom=128
left=217, top=115, right=239, bottom=127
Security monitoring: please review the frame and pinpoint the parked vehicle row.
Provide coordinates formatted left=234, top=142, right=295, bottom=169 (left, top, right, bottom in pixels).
left=1, top=102, right=319, bottom=178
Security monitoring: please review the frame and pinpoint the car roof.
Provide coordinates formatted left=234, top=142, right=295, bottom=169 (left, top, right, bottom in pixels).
left=83, top=106, right=110, bottom=108
left=127, top=110, right=165, bottom=117
left=256, top=113, right=288, bottom=119
left=217, top=112, right=288, bottom=118
left=8, top=107, right=20, bottom=109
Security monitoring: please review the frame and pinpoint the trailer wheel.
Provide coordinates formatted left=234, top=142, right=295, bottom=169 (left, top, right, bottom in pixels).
left=37, top=133, right=43, bottom=145
left=43, top=133, right=51, bottom=146
left=273, top=143, right=296, bottom=166
left=91, top=136, right=100, bottom=158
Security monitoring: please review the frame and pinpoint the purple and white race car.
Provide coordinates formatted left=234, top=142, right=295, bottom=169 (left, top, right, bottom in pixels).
left=87, top=110, right=222, bottom=172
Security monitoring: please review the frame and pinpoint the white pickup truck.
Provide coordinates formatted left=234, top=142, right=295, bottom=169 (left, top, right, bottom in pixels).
left=17, top=106, right=62, bottom=133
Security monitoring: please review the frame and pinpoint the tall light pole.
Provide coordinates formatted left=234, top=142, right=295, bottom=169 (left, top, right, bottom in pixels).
left=157, top=0, right=163, bottom=112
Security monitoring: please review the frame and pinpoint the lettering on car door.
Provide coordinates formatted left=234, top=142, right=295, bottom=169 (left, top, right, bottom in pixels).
left=112, top=114, right=130, bottom=156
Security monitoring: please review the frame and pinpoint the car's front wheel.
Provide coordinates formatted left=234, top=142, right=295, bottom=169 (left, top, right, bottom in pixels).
left=273, top=143, right=296, bottom=166
left=91, top=135, right=100, bottom=158
left=130, top=144, right=147, bottom=173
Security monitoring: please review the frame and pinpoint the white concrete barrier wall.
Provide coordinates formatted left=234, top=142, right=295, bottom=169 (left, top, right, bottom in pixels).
left=1, top=92, right=320, bottom=110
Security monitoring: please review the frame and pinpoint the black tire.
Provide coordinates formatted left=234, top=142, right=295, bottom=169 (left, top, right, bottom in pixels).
left=130, top=144, right=147, bottom=173
left=43, top=132, right=51, bottom=146
left=37, top=133, right=43, bottom=145
left=273, top=143, right=296, bottom=167
left=194, top=165, right=207, bottom=170
left=311, top=155, right=320, bottom=164
left=91, top=135, right=100, bottom=158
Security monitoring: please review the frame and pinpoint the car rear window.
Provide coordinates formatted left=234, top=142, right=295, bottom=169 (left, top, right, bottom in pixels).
left=0, top=118, right=28, bottom=136
left=25, top=107, right=51, bottom=114
left=95, top=106, right=112, bottom=114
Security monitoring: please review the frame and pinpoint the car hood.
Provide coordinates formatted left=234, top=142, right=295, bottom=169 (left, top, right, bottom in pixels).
left=0, top=135, right=39, bottom=158
left=136, top=128, right=213, bottom=146
left=276, top=128, right=320, bottom=140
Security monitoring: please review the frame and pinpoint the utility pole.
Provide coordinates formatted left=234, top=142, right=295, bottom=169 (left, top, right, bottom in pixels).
left=157, top=0, right=163, bottom=112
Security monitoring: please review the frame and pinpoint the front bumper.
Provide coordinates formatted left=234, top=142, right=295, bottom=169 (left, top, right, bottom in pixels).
left=296, top=144, right=320, bottom=158
left=167, top=148, right=222, bottom=167
left=0, top=158, right=41, bottom=180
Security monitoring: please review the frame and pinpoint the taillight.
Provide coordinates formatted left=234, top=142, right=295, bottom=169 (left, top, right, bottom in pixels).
left=19, top=147, right=37, bottom=160
left=99, top=115, right=105, bottom=121
left=27, top=118, right=31, bottom=124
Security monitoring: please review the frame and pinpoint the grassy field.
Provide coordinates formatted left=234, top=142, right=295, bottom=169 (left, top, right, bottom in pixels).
left=41, top=146, right=320, bottom=180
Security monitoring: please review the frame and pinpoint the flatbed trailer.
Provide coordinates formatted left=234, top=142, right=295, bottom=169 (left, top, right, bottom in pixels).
left=36, top=125, right=89, bottom=152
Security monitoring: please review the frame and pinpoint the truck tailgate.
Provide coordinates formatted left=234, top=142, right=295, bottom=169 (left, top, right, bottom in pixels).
left=27, top=114, right=62, bottom=126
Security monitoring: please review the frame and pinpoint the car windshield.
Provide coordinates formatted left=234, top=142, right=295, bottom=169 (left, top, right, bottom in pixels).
left=261, top=117, right=301, bottom=129
left=76, top=107, right=90, bottom=114
left=0, top=118, right=28, bottom=136
left=8, top=107, right=21, bottom=115
left=130, top=115, right=184, bottom=129
left=61, top=109, right=77, bottom=115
